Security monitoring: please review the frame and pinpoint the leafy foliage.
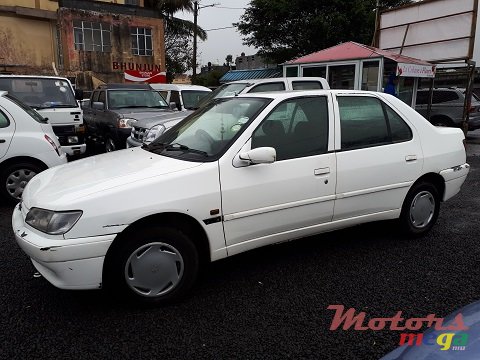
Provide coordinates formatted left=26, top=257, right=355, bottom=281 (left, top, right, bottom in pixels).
left=235, top=0, right=412, bottom=64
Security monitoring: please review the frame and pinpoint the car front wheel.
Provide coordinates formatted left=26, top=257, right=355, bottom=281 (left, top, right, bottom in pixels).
left=0, top=162, right=43, bottom=204
left=104, top=226, right=199, bottom=304
left=400, top=181, right=440, bottom=236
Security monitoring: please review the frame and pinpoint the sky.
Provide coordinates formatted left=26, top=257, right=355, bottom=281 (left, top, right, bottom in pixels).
left=175, top=0, right=257, bottom=68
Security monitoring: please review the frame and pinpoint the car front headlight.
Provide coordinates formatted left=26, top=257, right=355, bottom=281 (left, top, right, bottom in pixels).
left=144, top=124, right=166, bottom=144
left=25, top=208, right=82, bottom=235
left=118, top=118, right=137, bottom=129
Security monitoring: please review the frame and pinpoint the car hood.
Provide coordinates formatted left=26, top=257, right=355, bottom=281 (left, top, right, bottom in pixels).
left=115, top=108, right=174, bottom=121
left=133, top=110, right=193, bottom=130
left=22, top=147, right=203, bottom=210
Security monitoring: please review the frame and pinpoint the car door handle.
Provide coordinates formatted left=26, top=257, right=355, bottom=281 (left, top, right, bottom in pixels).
left=314, top=167, right=330, bottom=176
left=405, top=155, right=417, bottom=162
left=0, top=139, right=5, bottom=143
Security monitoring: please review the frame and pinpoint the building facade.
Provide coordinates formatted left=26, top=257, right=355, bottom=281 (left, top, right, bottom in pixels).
left=0, top=0, right=165, bottom=90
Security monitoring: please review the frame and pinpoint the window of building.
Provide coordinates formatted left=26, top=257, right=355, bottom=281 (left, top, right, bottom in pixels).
left=338, top=96, right=412, bottom=150
left=73, top=21, right=111, bottom=52
left=252, top=97, right=329, bottom=160
left=131, top=27, right=153, bottom=56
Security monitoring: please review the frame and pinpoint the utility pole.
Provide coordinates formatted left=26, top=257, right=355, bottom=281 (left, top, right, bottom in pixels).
left=193, top=1, right=198, bottom=81
left=192, top=2, right=217, bottom=82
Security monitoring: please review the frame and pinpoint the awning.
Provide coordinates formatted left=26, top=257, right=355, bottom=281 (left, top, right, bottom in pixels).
left=219, top=68, right=281, bottom=83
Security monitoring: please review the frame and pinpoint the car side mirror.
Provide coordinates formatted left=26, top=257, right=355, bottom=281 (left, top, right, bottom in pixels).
left=169, top=102, right=178, bottom=111
left=92, top=101, right=105, bottom=110
left=74, top=89, right=84, bottom=100
left=239, top=147, right=276, bottom=165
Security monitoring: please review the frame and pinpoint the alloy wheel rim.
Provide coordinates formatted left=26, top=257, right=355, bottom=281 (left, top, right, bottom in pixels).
left=6, top=169, right=37, bottom=199
left=410, top=191, right=435, bottom=229
left=124, top=242, right=184, bottom=297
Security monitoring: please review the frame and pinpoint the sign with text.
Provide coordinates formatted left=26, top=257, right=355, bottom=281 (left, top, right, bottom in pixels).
left=396, top=63, right=436, bottom=78
left=124, top=70, right=166, bottom=84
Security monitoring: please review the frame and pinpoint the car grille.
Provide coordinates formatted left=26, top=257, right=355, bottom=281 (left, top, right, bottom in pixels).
left=132, top=126, right=147, bottom=142
left=53, top=125, right=76, bottom=136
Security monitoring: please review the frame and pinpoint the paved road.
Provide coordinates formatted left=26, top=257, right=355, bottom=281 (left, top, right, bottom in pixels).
left=1, top=155, right=479, bottom=360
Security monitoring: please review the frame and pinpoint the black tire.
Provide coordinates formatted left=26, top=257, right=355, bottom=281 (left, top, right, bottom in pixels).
left=0, top=162, right=44, bottom=205
left=400, top=181, right=440, bottom=236
left=104, top=226, right=199, bottom=305
left=104, top=134, right=117, bottom=153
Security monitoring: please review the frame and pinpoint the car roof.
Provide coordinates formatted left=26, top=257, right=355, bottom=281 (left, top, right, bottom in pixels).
left=0, top=75, right=71, bottom=81
left=150, top=84, right=211, bottom=92
left=96, top=83, right=152, bottom=90
left=233, top=89, right=382, bottom=100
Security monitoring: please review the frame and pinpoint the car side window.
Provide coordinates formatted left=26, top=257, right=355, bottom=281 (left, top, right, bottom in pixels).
left=0, top=109, right=10, bottom=128
left=432, top=90, right=459, bottom=104
left=248, top=82, right=286, bottom=93
left=292, top=81, right=323, bottom=90
left=385, top=106, right=413, bottom=143
left=251, top=96, right=329, bottom=161
left=90, top=91, right=100, bottom=105
left=338, top=96, right=389, bottom=150
left=98, top=91, right=106, bottom=108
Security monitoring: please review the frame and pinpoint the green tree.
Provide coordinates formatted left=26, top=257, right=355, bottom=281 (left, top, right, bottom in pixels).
left=235, top=0, right=412, bottom=64
left=225, top=54, right=233, bottom=67
left=144, top=0, right=207, bottom=80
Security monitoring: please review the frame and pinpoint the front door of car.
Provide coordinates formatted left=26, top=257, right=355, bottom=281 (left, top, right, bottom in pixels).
left=333, top=94, right=423, bottom=221
left=219, top=95, right=336, bottom=256
left=0, top=106, right=14, bottom=160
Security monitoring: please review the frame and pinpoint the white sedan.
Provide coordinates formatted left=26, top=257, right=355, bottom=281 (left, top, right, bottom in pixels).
left=12, top=90, right=469, bottom=304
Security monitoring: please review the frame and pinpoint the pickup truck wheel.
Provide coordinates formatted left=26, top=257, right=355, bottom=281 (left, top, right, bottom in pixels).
left=400, top=181, right=440, bottom=236
left=104, top=226, right=199, bottom=304
left=0, top=162, right=43, bottom=204
left=431, top=117, right=452, bottom=127
left=105, top=135, right=117, bottom=152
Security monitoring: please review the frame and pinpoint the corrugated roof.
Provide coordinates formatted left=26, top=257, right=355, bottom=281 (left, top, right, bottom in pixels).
left=219, top=68, right=282, bottom=83
left=286, top=41, right=432, bottom=66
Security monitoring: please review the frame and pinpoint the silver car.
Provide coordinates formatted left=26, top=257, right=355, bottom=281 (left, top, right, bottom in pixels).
left=415, top=87, right=480, bottom=130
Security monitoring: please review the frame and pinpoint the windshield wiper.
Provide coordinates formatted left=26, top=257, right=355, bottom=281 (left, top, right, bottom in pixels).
left=164, top=143, right=208, bottom=156
left=142, top=142, right=208, bottom=157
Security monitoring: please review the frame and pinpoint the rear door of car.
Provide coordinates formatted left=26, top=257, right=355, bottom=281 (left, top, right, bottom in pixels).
left=0, top=104, right=15, bottom=160
left=333, top=93, right=423, bottom=220
left=219, top=95, right=336, bottom=255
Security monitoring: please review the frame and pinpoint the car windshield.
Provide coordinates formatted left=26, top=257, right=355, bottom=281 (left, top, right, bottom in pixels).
left=5, top=94, right=48, bottom=124
left=0, top=77, right=77, bottom=109
left=108, top=90, right=168, bottom=109
left=196, top=83, right=250, bottom=108
left=181, top=90, right=211, bottom=110
left=143, top=97, right=271, bottom=161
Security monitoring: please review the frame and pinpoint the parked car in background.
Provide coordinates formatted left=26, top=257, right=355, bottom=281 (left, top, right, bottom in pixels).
left=0, top=75, right=86, bottom=156
left=13, top=90, right=468, bottom=304
left=0, top=91, right=66, bottom=203
left=150, top=84, right=211, bottom=111
left=415, top=87, right=480, bottom=130
left=127, top=77, right=331, bottom=148
left=82, top=83, right=172, bottom=152
left=197, top=77, right=330, bottom=108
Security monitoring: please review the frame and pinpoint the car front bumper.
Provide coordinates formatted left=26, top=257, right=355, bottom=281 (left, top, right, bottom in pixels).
left=12, top=203, right=116, bottom=290
left=126, top=136, right=143, bottom=148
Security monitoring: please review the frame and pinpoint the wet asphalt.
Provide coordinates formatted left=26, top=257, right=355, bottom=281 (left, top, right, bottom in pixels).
left=1, top=149, right=480, bottom=359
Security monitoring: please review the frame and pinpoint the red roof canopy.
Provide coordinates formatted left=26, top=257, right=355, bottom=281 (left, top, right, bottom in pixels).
left=286, top=41, right=432, bottom=66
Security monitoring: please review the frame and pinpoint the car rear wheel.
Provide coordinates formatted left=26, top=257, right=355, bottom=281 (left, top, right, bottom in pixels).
left=0, top=162, right=43, bottom=204
left=104, top=226, right=199, bottom=304
left=400, top=181, right=440, bottom=236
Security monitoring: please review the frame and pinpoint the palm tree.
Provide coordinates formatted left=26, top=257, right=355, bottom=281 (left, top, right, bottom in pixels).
left=144, top=0, right=207, bottom=41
